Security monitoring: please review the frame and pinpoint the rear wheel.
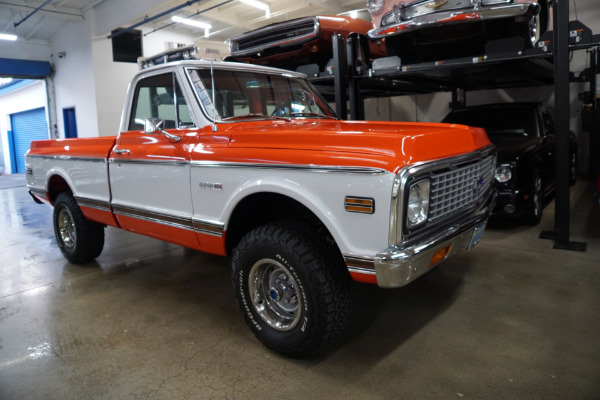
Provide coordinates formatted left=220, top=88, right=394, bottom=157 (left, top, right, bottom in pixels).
left=232, top=221, right=352, bottom=358
left=570, top=152, right=577, bottom=186
left=53, top=191, right=105, bottom=263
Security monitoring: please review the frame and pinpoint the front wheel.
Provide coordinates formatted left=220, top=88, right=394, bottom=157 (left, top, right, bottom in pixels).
left=525, top=170, right=544, bottom=225
left=53, top=191, right=105, bottom=264
left=232, top=222, right=352, bottom=358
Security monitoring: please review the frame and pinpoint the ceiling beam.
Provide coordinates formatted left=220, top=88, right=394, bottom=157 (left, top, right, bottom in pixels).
left=0, top=1, right=84, bottom=21
left=24, top=16, right=46, bottom=39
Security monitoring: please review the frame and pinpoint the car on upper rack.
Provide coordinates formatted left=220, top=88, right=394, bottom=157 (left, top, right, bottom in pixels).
left=366, top=0, right=552, bottom=65
left=442, top=102, right=577, bottom=225
left=226, top=9, right=386, bottom=73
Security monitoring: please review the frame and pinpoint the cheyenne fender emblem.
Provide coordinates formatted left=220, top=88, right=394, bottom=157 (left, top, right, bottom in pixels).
left=199, top=182, right=223, bottom=190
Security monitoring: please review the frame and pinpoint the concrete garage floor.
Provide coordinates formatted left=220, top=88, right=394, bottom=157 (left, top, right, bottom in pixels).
left=0, top=174, right=599, bottom=400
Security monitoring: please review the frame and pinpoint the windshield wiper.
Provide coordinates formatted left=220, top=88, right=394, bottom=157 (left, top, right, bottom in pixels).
left=222, top=113, right=289, bottom=121
left=289, top=112, right=337, bottom=120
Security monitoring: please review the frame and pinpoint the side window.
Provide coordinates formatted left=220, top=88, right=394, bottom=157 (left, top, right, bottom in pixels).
left=541, top=109, right=555, bottom=136
left=128, top=73, right=194, bottom=131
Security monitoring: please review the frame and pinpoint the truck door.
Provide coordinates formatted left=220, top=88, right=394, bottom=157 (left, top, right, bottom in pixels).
left=109, top=72, right=201, bottom=249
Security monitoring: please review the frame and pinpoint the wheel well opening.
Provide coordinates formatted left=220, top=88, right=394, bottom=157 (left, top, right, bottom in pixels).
left=47, top=175, right=71, bottom=203
left=226, top=192, right=340, bottom=257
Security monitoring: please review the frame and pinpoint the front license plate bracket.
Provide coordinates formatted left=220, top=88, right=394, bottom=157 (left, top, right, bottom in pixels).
left=468, top=221, right=487, bottom=250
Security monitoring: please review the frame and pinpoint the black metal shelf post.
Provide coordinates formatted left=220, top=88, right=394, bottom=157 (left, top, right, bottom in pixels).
left=540, top=0, right=586, bottom=252
left=332, top=35, right=347, bottom=119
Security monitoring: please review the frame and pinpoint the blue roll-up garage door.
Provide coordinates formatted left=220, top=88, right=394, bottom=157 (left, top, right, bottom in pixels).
left=10, top=108, right=49, bottom=174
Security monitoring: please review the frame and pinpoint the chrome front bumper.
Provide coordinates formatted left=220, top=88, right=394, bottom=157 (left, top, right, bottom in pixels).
left=373, top=189, right=497, bottom=288
left=368, top=3, right=539, bottom=39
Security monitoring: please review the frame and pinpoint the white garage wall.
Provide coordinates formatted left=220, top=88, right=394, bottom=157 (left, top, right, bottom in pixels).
left=50, top=19, right=99, bottom=139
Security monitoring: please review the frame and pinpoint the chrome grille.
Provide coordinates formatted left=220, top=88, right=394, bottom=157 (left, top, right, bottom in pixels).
left=428, top=155, right=494, bottom=221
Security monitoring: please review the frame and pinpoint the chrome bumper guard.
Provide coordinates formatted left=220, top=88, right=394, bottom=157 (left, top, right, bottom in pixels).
left=369, top=3, right=539, bottom=40
left=374, top=189, right=497, bottom=288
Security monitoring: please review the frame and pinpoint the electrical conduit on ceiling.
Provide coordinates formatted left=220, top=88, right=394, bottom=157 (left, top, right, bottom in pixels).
left=107, top=0, right=205, bottom=39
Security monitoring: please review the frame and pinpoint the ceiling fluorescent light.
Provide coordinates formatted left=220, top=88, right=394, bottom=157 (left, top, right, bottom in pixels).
left=0, top=33, right=18, bottom=41
left=238, top=0, right=270, bottom=18
left=171, top=16, right=212, bottom=37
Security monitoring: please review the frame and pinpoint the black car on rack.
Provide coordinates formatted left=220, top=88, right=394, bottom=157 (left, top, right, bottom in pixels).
left=442, top=102, right=577, bottom=225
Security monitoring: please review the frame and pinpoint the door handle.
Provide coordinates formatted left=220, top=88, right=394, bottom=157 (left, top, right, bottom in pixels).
left=113, top=149, right=131, bottom=154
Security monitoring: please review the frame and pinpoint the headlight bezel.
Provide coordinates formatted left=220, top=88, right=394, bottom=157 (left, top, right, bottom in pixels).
left=494, top=164, right=512, bottom=183
left=406, top=179, right=430, bottom=229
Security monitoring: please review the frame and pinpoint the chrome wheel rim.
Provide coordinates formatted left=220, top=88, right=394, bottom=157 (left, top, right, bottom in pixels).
left=248, top=259, right=301, bottom=332
left=58, top=208, right=76, bottom=249
left=533, top=175, right=542, bottom=217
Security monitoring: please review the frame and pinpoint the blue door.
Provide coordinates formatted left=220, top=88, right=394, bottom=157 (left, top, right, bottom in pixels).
left=63, top=107, right=78, bottom=138
left=10, top=107, right=49, bottom=174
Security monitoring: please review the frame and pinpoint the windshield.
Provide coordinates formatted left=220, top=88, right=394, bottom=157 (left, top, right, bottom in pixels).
left=443, top=107, right=538, bottom=138
left=187, top=68, right=337, bottom=121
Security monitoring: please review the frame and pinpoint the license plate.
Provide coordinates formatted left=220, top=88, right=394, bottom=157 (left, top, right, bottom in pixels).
left=468, top=221, right=487, bottom=250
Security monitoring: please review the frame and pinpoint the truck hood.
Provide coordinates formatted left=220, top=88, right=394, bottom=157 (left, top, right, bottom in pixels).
left=219, top=120, right=492, bottom=173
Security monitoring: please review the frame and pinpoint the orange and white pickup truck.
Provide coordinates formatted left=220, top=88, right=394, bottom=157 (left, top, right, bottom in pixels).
left=26, top=51, right=496, bottom=358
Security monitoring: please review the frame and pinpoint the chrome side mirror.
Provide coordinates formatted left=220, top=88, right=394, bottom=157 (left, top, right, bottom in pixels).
left=144, top=118, right=181, bottom=142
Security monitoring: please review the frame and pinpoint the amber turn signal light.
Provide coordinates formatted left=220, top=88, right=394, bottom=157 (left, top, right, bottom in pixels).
left=430, top=245, right=451, bottom=267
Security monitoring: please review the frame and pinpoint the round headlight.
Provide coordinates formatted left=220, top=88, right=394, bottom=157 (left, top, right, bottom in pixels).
left=494, top=165, right=512, bottom=183
left=366, top=0, right=384, bottom=14
left=407, top=180, right=430, bottom=227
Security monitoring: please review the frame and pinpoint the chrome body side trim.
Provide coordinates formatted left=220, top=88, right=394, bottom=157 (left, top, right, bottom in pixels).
left=190, top=161, right=387, bottom=175
left=74, top=196, right=111, bottom=212
left=28, top=189, right=46, bottom=204
left=344, top=255, right=376, bottom=270
left=192, top=219, right=225, bottom=237
left=108, top=158, right=188, bottom=167
left=112, top=204, right=194, bottom=231
left=112, top=203, right=224, bottom=237
left=25, top=154, right=107, bottom=163
left=29, top=187, right=48, bottom=198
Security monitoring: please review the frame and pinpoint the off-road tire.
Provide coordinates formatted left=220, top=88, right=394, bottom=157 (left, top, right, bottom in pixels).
left=53, top=191, right=105, bottom=264
left=232, top=221, right=352, bottom=358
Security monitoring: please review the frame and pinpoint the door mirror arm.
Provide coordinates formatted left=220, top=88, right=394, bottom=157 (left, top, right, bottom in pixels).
left=144, top=118, right=181, bottom=142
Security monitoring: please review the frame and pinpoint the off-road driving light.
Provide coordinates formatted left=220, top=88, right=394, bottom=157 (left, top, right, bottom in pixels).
left=367, top=0, right=384, bottom=14
left=407, top=179, right=430, bottom=228
left=494, top=165, right=512, bottom=183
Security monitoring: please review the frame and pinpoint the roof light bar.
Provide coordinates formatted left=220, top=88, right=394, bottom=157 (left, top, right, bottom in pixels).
left=137, top=45, right=199, bottom=70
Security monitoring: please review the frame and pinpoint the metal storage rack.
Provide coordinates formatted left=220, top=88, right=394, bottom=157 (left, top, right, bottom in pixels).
left=308, top=1, right=599, bottom=251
